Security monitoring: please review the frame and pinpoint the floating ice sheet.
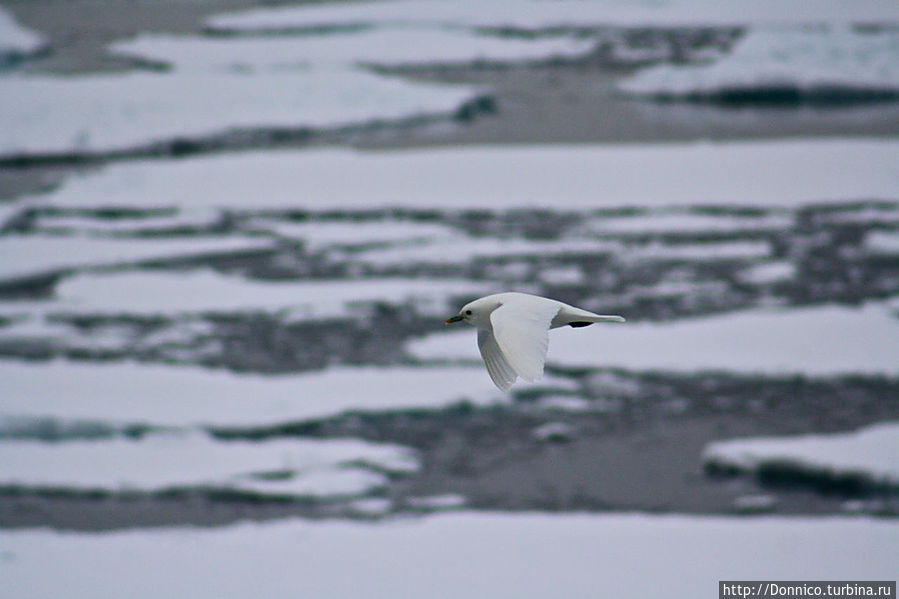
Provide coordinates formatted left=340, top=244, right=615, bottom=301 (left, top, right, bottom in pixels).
left=206, top=0, right=899, bottom=32
left=0, top=7, right=45, bottom=61
left=0, top=68, right=479, bottom=156
left=111, top=30, right=593, bottom=71
left=2, top=513, right=896, bottom=599
left=30, top=270, right=489, bottom=318
left=0, top=234, right=274, bottom=283
left=0, top=431, right=417, bottom=496
left=409, top=302, right=899, bottom=376
left=0, top=361, right=513, bottom=428
left=26, top=139, right=899, bottom=211
left=620, top=27, right=899, bottom=100
left=245, top=218, right=460, bottom=250
left=703, top=422, right=899, bottom=484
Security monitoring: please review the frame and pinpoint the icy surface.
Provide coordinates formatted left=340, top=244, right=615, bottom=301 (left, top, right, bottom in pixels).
left=620, top=27, right=899, bottom=99
left=0, top=69, right=478, bottom=156
left=737, top=261, right=797, bottom=285
left=0, top=7, right=45, bottom=60
left=26, top=139, right=899, bottom=212
left=207, top=0, right=899, bottom=32
left=579, top=210, right=792, bottom=235
left=2, top=513, right=896, bottom=599
left=0, top=432, right=417, bottom=495
left=409, top=302, right=899, bottom=376
left=30, top=270, right=489, bottom=318
left=866, top=231, right=899, bottom=254
left=704, top=422, right=899, bottom=483
left=0, top=361, right=511, bottom=428
left=0, top=234, right=274, bottom=282
left=111, top=30, right=593, bottom=70
left=245, top=218, right=459, bottom=250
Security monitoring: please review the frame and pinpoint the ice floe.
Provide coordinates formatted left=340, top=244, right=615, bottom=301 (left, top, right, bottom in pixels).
left=0, top=234, right=274, bottom=283
left=0, top=69, right=479, bottom=157
left=704, top=422, right=899, bottom=485
left=244, top=218, right=459, bottom=251
left=0, top=361, right=513, bottom=429
left=0, top=431, right=417, bottom=496
left=0, top=7, right=45, bottom=63
left=31, top=270, right=488, bottom=318
left=620, top=27, right=899, bottom=102
left=24, top=139, right=899, bottom=212
left=577, top=210, right=792, bottom=236
left=737, top=260, right=797, bottom=285
left=2, top=513, right=896, bottom=599
left=206, top=0, right=899, bottom=33
left=866, top=230, right=899, bottom=254
left=111, top=29, right=593, bottom=71
left=409, top=302, right=899, bottom=376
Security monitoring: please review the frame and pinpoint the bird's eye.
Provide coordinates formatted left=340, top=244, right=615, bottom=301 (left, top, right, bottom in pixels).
left=465, top=310, right=472, bottom=316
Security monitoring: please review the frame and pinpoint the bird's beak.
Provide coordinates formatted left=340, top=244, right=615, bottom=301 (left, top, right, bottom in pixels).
left=445, top=315, right=464, bottom=325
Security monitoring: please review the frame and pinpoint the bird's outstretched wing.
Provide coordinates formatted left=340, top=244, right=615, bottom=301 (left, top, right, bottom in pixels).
left=478, top=329, right=518, bottom=391
left=489, top=299, right=561, bottom=382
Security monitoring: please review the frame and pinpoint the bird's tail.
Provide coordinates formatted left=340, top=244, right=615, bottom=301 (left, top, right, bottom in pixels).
left=586, top=314, right=626, bottom=323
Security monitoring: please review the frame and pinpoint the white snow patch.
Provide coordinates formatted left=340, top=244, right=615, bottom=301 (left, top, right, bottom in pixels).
left=409, top=302, right=899, bottom=376
left=246, top=218, right=459, bottom=250
left=0, top=432, right=417, bottom=496
left=32, top=210, right=219, bottom=236
left=0, top=69, right=479, bottom=156
left=866, top=230, right=899, bottom=254
left=406, top=494, right=468, bottom=510
left=207, top=0, right=899, bottom=32
left=2, top=513, right=897, bottom=599
left=30, top=139, right=899, bottom=212
left=0, top=8, right=45, bottom=60
left=355, top=236, right=618, bottom=267
left=111, top=30, right=592, bottom=71
left=737, top=261, right=797, bottom=285
left=580, top=211, right=791, bottom=236
left=0, top=361, right=513, bottom=428
left=0, top=234, right=273, bottom=283
left=29, top=270, right=489, bottom=318
left=704, top=422, right=899, bottom=484
left=620, top=27, right=899, bottom=98
left=621, top=239, right=770, bottom=261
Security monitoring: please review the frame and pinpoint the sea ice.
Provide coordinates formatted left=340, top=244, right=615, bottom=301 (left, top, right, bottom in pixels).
left=25, top=139, right=899, bottom=212
left=409, top=302, right=899, bottom=376
left=1, top=513, right=896, bottom=599
left=0, top=361, right=514, bottom=429
left=703, top=421, right=899, bottom=484
left=620, top=26, right=899, bottom=100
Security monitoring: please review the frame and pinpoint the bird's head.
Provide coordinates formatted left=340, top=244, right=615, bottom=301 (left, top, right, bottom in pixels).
left=445, top=296, right=500, bottom=328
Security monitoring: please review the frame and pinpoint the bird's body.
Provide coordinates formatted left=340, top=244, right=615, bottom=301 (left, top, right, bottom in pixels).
left=445, top=292, right=625, bottom=391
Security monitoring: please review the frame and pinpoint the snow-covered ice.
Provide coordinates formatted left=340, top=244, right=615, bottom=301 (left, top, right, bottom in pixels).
left=0, top=361, right=518, bottom=429
left=409, top=302, right=899, bottom=376
left=620, top=27, right=899, bottom=100
left=866, top=230, right=899, bottom=255
left=577, top=210, right=792, bottom=236
left=206, top=0, right=899, bottom=32
left=0, top=234, right=274, bottom=283
left=2, top=513, right=896, bottom=599
left=0, top=431, right=417, bottom=496
left=353, top=237, right=620, bottom=267
left=0, top=69, right=479, bottom=156
left=704, top=422, right=899, bottom=484
left=25, top=139, right=899, bottom=212
left=737, top=260, right=797, bottom=285
left=13, top=269, right=489, bottom=318
left=245, top=218, right=459, bottom=251
left=0, top=7, right=45, bottom=62
left=111, top=30, right=593, bottom=71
